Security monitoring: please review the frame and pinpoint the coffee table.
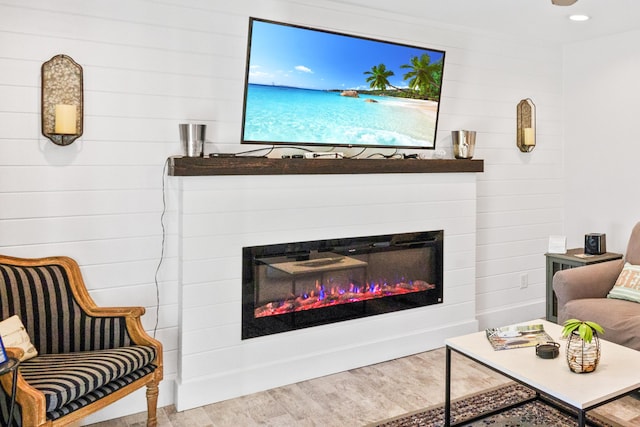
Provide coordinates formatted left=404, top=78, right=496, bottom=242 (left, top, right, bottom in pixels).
left=444, top=319, right=640, bottom=426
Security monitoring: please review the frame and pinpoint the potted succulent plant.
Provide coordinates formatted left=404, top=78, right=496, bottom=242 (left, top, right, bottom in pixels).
left=561, top=319, right=604, bottom=373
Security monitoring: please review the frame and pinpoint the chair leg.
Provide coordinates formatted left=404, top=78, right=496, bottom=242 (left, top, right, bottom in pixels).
left=146, top=380, right=160, bottom=427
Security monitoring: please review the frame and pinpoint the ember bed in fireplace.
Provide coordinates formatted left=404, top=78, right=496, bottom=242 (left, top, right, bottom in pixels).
left=242, top=230, right=443, bottom=339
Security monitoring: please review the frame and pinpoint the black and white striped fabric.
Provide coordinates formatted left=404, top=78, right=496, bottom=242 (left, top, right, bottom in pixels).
left=0, top=363, right=157, bottom=425
left=0, top=263, right=133, bottom=354
left=0, top=261, right=158, bottom=423
left=19, top=345, right=156, bottom=413
left=48, top=364, right=156, bottom=421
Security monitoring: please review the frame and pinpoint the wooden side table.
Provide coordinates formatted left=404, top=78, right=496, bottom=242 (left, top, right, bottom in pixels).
left=545, top=248, right=623, bottom=323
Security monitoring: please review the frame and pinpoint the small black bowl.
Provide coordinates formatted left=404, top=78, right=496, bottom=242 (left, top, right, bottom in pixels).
left=536, top=341, right=560, bottom=359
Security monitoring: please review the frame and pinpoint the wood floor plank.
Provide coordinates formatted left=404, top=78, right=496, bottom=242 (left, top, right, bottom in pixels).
left=87, top=347, right=640, bottom=426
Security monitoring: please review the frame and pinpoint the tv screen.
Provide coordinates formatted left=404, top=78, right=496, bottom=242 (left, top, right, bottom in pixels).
left=241, top=18, right=446, bottom=150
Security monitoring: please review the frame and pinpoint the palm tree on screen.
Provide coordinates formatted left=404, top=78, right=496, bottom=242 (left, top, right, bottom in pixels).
left=400, top=53, right=441, bottom=99
left=364, top=63, right=395, bottom=91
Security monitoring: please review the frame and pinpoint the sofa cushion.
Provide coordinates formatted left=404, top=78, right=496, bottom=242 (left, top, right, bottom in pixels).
left=48, top=365, right=156, bottom=421
left=607, top=262, right=640, bottom=303
left=563, top=298, right=640, bottom=351
left=18, top=345, right=156, bottom=413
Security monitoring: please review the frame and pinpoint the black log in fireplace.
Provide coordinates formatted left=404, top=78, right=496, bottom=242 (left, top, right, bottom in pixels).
left=242, top=230, right=443, bottom=339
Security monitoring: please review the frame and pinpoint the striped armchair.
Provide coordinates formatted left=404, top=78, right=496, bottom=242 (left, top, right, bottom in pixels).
left=0, top=255, right=163, bottom=426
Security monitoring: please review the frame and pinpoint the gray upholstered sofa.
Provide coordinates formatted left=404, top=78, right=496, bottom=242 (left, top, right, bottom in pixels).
left=553, top=222, right=640, bottom=351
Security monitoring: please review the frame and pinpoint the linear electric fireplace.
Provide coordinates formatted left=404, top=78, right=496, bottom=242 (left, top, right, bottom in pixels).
left=242, top=230, right=443, bottom=339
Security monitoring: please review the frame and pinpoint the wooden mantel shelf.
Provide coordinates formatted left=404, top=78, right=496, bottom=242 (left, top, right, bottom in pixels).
left=168, top=156, right=484, bottom=176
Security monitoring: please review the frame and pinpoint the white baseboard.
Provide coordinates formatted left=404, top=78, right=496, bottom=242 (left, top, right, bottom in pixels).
left=175, top=320, right=477, bottom=412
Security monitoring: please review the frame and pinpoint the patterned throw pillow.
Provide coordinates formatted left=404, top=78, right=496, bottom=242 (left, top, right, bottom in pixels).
left=0, top=315, right=38, bottom=361
left=607, top=262, right=640, bottom=303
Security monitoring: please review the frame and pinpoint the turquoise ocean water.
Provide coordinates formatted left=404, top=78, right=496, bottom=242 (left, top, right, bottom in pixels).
left=243, top=84, right=437, bottom=148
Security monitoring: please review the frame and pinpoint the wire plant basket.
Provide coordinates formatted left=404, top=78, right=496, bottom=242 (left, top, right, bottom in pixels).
left=566, top=330, right=601, bottom=373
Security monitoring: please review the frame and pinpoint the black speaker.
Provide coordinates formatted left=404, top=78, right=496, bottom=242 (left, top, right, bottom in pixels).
left=584, top=233, right=606, bottom=255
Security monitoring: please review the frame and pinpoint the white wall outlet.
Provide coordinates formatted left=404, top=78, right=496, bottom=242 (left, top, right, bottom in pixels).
left=520, top=273, right=529, bottom=289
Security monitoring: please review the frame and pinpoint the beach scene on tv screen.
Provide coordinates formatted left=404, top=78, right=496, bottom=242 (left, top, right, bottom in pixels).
left=243, top=19, right=445, bottom=149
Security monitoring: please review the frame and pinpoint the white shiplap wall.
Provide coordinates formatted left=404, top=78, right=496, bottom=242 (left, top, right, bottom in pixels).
left=174, top=172, right=479, bottom=410
left=563, top=30, right=640, bottom=253
left=0, top=0, right=563, bottom=422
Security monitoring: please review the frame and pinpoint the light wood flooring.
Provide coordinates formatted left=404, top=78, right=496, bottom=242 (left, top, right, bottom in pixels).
left=88, top=347, right=640, bottom=427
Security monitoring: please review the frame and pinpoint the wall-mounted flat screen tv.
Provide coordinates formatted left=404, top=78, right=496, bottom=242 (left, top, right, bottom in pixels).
left=241, top=18, right=446, bottom=150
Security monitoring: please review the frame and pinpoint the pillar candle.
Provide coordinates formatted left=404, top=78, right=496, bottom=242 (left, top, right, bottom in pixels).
left=523, top=127, right=535, bottom=146
left=54, top=104, right=77, bottom=134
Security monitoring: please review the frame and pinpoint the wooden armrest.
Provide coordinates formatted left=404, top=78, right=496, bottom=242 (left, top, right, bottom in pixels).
left=58, top=258, right=156, bottom=346
left=84, top=306, right=146, bottom=318
left=4, top=347, right=25, bottom=360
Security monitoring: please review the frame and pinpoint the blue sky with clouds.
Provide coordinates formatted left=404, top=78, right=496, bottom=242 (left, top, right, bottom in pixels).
left=246, top=19, right=445, bottom=91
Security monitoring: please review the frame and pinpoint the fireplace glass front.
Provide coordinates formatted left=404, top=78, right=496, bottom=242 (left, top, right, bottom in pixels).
left=242, top=230, right=443, bottom=339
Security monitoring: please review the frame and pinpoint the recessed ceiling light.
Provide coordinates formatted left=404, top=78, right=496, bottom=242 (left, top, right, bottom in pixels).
left=569, top=14, right=590, bottom=22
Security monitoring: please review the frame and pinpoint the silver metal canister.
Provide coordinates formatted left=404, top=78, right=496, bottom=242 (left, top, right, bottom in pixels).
left=451, top=130, right=476, bottom=159
left=179, top=123, right=206, bottom=157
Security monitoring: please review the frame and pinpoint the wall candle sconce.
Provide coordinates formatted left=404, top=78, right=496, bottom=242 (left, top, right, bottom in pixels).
left=516, top=98, right=536, bottom=152
left=41, top=54, right=84, bottom=146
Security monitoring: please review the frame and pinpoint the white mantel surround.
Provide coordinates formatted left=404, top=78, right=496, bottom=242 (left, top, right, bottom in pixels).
left=172, top=169, right=480, bottom=411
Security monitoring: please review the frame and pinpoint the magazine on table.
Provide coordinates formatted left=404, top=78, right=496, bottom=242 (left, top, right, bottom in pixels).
left=485, top=323, right=554, bottom=351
